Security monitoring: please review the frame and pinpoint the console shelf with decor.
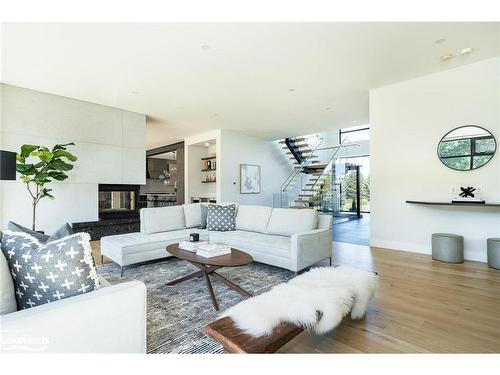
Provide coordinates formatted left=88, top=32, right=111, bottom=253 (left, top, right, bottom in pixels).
left=406, top=200, right=500, bottom=207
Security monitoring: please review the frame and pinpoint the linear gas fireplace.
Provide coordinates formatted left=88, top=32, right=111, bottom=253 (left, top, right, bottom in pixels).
left=98, top=184, right=140, bottom=220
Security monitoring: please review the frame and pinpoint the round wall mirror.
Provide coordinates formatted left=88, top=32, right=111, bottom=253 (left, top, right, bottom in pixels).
left=438, top=125, right=496, bottom=171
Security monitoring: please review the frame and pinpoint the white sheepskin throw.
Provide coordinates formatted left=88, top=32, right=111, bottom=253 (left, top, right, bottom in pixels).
left=221, top=266, right=378, bottom=337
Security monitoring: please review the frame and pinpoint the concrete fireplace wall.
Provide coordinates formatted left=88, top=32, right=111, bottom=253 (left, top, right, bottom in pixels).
left=0, top=84, right=146, bottom=233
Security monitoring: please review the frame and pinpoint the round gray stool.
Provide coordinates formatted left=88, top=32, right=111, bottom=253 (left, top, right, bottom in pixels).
left=432, top=233, right=464, bottom=264
left=487, top=238, right=500, bottom=270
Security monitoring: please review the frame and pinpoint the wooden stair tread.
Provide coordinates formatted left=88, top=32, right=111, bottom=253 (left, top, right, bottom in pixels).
left=278, top=137, right=306, bottom=144
left=289, top=156, right=318, bottom=160
left=205, top=316, right=303, bottom=354
left=305, top=164, right=327, bottom=168
left=293, top=160, right=321, bottom=166
left=282, top=146, right=311, bottom=151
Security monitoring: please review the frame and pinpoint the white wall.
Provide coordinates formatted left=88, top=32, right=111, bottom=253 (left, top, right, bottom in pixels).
left=219, top=129, right=292, bottom=206
left=370, top=57, right=500, bottom=262
left=0, top=84, right=146, bottom=233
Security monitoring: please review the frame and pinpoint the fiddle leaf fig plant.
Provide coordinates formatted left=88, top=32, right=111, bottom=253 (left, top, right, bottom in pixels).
left=16, top=143, right=78, bottom=231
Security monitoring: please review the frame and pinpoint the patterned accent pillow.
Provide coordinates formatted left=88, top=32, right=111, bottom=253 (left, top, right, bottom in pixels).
left=206, top=204, right=237, bottom=231
left=1, top=231, right=100, bottom=310
left=200, top=204, right=209, bottom=229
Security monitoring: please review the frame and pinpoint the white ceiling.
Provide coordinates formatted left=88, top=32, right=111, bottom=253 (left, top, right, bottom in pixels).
left=2, top=23, right=499, bottom=148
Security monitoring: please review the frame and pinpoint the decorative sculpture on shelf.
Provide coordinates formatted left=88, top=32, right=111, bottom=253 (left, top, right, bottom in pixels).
left=459, top=186, right=476, bottom=198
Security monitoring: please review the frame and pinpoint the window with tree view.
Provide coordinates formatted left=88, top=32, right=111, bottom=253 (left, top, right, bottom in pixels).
left=438, top=126, right=496, bottom=171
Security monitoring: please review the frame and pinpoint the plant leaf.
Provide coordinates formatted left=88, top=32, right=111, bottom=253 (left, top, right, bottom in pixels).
left=52, top=142, right=75, bottom=151
left=52, top=150, right=77, bottom=162
left=40, top=188, right=55, bottom=200
left=16, top=163, right=37, bottom=175
left=21, top=175, right=33, bottom=184
left=20, top=144, right=39, bottom=158
left=35, top=150, right=54, bottom=162
left=48, top=159, right=74, bottom=171
left=47, top=171, right=68, bottom=181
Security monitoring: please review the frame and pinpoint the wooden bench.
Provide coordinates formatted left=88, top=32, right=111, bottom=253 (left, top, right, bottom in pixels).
left=205, top=316, right=304, bottom=353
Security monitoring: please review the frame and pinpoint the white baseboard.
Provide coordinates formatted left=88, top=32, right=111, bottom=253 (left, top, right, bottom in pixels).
left=370, top=238, right=487, bottom=263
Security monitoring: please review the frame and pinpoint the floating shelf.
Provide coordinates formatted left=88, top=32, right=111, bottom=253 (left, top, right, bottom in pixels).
left=406, top=200, right=500, bottom=207
left=201, top=156, right=216, bottom=160
left=201, top=168, right=216, bottom=172
left=201, top=180, right=216, bottom=183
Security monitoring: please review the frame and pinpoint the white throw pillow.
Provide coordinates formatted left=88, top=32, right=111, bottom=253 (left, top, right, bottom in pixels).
left=183, top=203, right=202, bottom=228
left=140, top=206, right=186, bottom=234
left=0, top=249, right=17, bottom=315
left=266, top=208, right=318, bottom=236
left=235, top=205, right=273, bottom=233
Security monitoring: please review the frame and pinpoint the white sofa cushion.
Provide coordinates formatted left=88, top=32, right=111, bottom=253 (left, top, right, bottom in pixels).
left=318, top=214, right=332, bottom=229
left=0, top=249, right=17, bottom=315
left=140, top=206, right=186, bottom=234
left=209, top=230, right=291, bottom=259
left=183, top=203, right=202, bottom=228
left=102, top=229, right=209, bottom=256
left=266, top=208, right=318, bottom=237
left=235, top=205, right=273, bottom=233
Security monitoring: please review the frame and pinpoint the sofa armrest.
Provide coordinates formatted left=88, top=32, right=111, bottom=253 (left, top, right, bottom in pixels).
left=291, top=228, right=332, bottom=272
left=0, top=281, right=146, bottom=353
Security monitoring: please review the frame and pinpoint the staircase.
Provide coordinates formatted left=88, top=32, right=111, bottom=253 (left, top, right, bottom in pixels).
left=277, top=135, right=354, bottom=210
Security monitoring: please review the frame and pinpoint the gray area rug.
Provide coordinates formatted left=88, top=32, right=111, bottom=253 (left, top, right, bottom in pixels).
left=97, top=258, right=293, bottom=353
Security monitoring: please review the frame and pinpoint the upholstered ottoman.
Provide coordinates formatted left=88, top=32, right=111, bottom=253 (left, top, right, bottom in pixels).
left=432, top=233, right=464, bottom=264
left=487, top=238, right=500, bottom=270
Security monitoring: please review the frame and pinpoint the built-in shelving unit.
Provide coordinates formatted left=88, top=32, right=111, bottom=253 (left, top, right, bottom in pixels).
left=188, top=138, right=217, bottom=204
left=201, top=155, right=216, bottom=183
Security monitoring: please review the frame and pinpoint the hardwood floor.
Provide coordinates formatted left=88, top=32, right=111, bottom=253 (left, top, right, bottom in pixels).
left=91, top=240, right=500, bottom=353
left=279, top=242, right=500, bottom=353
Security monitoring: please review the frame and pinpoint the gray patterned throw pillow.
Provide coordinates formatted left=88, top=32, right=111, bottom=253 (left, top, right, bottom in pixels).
left=1, top=231, right=100, bottom=310
left=206, top=204, right=237, bottom=231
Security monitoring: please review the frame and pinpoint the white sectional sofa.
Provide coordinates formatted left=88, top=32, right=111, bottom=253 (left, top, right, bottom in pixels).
left=101, top=204, right=332, bottom=274
left=0, top=245, right=147, bottom=352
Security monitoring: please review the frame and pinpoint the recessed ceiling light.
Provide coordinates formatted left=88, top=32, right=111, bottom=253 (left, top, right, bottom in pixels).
left=213, top=113, right=219, bottom=117
left=325, top=107, right=332, bottom=110
left=288, top=88, right=295, bottom=92
left=131, top=91, right=139, bottom=95
left=201, top=45, right=211, bottom=50
left=440, top=53, right=454, bottom=62
left=351, top=120, right=357, bottom=123
left=460, top=47, right=473, bottom=55
left=435, top=38, right=446, bottom=44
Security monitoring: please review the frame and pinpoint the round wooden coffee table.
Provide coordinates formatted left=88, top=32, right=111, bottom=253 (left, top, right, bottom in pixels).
left=166, top=243, right=254, bottom=311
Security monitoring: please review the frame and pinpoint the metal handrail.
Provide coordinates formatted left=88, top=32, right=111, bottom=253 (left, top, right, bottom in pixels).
left=306, top=139, right=360, bottom=192
left=280, top=137, right=323, bottom=192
